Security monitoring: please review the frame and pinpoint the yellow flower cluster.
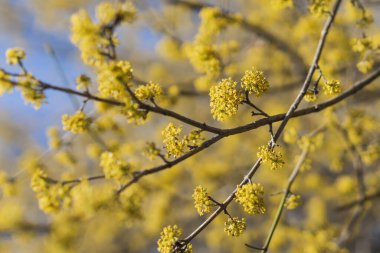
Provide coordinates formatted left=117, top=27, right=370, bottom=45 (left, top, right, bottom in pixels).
left=184, top=43, right=221, bottom=77
left=184, top=130, right=205, bottom=147
left=120, top=99, right=148, bottom=125
left=135, top=82, right=163, bottom=100
left=61, top=111, right=90, bottom=134
left=6, top=47, right=26, bottom=65
left=0, top=69, right=12, bottom=96
left=47, top=127, right=62, bottom=150
left=162, top=123, right=204, bottom=158
left=308, top=0, right=331, bottom=16
left=224, top=217, right=246, bottom=237
left=209, top=78, right=243, bottom=121
left=241, top=67, right=270, bottom=97
left=97, top=60, right=133, bottom=100
left=70, top=2, right=136, bottom=66
left=323, top=79, right=341, bottom=95
left=351, top=37, right=378, bottom=74
left=71, top=10, right=107, bottom=66
left=99, top=151, right=130, bottom=181
left=31, top=168, right=70, bottom=213
left=285, top=194, right=301, bottom=210
left=17, top=74, right=46, bottom=109
left=157, top=225, right=192, bottom=253
left=162, top=123, right=186, bottom=158
left=304, top=90, right=318, bottom=102
left=235, top=183, right=266, bottom=214
left=143, top=142, right=161, bottom=160
left=96, top=1, right=136, bottom=25
left=184, top=7, right=229, bottom=77
left=192, top=185, right=212, bottom=216
left=257, top=145, right=285, bottom=170
left=76, top=74, right=91, bottom=91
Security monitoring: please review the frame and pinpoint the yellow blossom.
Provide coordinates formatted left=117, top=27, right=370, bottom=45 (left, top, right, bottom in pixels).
left=304, top=90, right=318, bottom=102
left=135, top=82, right=163, bottom=100
left=285, top=194, right=301, bottom=210
left=6, top=47, right=26, bottom=65
left=76, top=74, right=91, bottom=90
left=157, top=225, right=192, bottom=253
left=0, top=69, right=13, bottom=96
left=241, top=67, right=270, bottom=96
left=162, top=123, right=186, bottom=158
left=61, top=111, right=90, bottom=134
left=97, top=60, right=133, bottom=100
left=209, top=78, right=243, bottom=121
left=224, top=217, right=246, bottom=237
left=100, top=152, right=130, bottom=180
left=235, top=183, right=265, bottom=214
left=192, top=185, right=212, bottom=216
left=323, top=79, right=341, bottom=95
left=257, top=145, right=285, bottom=170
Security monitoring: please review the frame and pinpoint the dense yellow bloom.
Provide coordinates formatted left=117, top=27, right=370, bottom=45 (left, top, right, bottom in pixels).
left=308, top=0, right=331, bottom=16
left=235, top=183, right=265, bottom=214
left=304, top=90, right=318, bottom=102
left=96, top=1, right=136, bottom=25
left=157, top=225, right=192, bottom=253
left=0, top=69, right=12, bottom=96
left=162, top=123, right=186, bottom=158
left=257, top=145, right=285, bottom=170
left=6, top=47, right=26, bottom=65
left=135, top=82, right=163, bottom=100
left=61, top=111, right=89, bottom=134
left=76, top=74, right=91, bottom=90
left=97, top=60, right=133, bottom=100
left=192, top=185, right=212, bottom=216
left=100, top=152, right=130, bottom=180
left=184, top=130, right=204, bottom=147
left=285, top=194, right=301, bottom=210
left=31, top=168, right=70, bottom=213
left=323, top=79, right=341, bottom=95
left=17, top=74, right=46, bottom=109
left=224, top=217, right=246, bottom=237
left=184, top=43, right=221, bottom=76
left=241, top=67, right=270, bottom=96
left=209, top=78, right=243, bottom=121
left=70, top=9, right=106, bottom=66
left=31, top=168, right=49, bottom=193
left=198, top=7, right=227, bottom=42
